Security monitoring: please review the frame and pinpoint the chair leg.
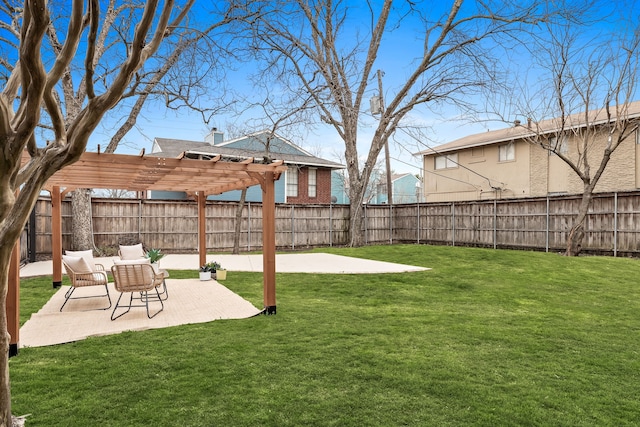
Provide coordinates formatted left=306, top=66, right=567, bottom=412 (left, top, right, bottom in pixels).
left=143, top=287, right=164, bottom=319
left=110, top=292, right=132, bottom=320
left=60, top=285, right=112, bottom=312
left=111, top=289, right=163, bottom=320
left=156, top=279, right=169, bottom=301
left=59, top=287, right=76, bottom=312
left=103, top=284, right=113, bottom=310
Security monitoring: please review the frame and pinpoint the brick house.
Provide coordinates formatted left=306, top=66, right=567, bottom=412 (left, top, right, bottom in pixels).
left=416, top=101, right=640, bottom=202
left=150, top=130, right=345, bottom=204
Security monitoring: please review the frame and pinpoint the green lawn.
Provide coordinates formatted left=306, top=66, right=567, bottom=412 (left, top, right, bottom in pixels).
left=10, top=245, right=640, bottom=426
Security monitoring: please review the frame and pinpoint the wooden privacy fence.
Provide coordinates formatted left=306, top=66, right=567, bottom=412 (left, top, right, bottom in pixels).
left=31, top=198, right=352, bottom=259
left=28, top=190, right=640, bottom=260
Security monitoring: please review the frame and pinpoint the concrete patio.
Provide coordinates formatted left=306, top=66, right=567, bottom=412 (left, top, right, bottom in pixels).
left=19, top=253, right=429, bottom=348
left=20, top=252, right=430, bottom=277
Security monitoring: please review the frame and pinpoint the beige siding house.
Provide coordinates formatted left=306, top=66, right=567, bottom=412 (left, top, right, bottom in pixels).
left=417, top=102, right=640, bottom=202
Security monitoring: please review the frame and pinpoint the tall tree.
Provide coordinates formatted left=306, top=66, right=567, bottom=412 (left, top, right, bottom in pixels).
left=52, top=1, right=246, bottom=252
left=225, top=80, right=315, bottom=253
left=0, top=1, right=195, bottom=425
left=508, top=21, right=640, bottom=256
left=245, top=0, right=556, bottom=246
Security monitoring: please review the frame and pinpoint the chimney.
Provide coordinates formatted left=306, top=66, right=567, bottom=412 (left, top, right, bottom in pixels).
left=514, top=119, right=521, bottom=127
left=205, top=128, right=224, bottom=145
left=527, top=118, right=532, bottom=129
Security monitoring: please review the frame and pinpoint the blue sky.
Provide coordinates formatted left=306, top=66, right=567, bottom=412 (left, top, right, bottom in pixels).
left=86, top=2, right=486, bottom=177
left=84, top=0, right=639, bottom=179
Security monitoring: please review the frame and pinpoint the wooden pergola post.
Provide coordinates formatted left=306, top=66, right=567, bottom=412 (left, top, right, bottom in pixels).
left=51, top=186, right=63, bottom=288
left=262, top=172, right=277, bottom=314
left=198, top=191, right=207, bottom=268
left=8, top=232, right=20, bottom=357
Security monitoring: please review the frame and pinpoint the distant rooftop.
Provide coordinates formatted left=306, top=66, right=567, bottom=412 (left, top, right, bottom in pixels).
left=152, top=136, right=345, bottom=169
left=416, top=100, right=640, bottom=156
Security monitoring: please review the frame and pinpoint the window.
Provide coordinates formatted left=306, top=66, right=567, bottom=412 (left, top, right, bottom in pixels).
left=498, top=142, right=515, bottom=162
left=308, top=168, right=317, bottom=198
left=548, top=136, right=567, bottom=155
left=434, top=153, right=458, bottom=170
left=471, top=147, right=484, bottom=157
left=287, top=167, right=298, bottom=197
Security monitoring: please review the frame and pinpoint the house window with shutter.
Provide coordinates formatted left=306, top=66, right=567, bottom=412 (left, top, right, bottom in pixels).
left=287, top=167, right=298, bottom=197
left=308, top=168, right=317, bottom=198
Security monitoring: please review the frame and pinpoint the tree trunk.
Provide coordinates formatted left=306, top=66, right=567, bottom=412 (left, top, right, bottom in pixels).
left=349, top=202, right=365, bottom=247
left=232, top=189, right=247, bottom=255
left=566, top=223, right=585, bottom=256
left=0, top=256, right=11, bottom=427
left=565, top=187, right=594, bottom=256
left=71, top=189, right=94, bottom=252
left=347, top=173, right=368, bottom=246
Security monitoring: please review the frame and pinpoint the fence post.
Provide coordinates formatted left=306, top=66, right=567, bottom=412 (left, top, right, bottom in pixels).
left=614, top=192, right=618, bottom=257
left=493, top=198, right=497, bottom=249
left=329, top=203, right=333, bottom=247
left=28, top=207, right=36, bottom=263
left=416, top=203, right=420, bottom=244
left=138, top=199, right=142, bottom=243
left=291, top=205, right=295, bottom=250
left=364, top=204, right=368, bottom=245
left=546, top=196, right=550, bottom=253
left=248, top=202, right=252, bottom=252
left=389, top=203, right=393, bottom=244
left=452, top=202, right=455, bottom=246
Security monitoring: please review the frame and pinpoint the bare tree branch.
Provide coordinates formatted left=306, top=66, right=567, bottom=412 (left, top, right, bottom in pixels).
left=0, top=2, right=196, bottom=423
left=506, top=19, right=640, bottom=255
left=244, top=0, right=559, bottom=246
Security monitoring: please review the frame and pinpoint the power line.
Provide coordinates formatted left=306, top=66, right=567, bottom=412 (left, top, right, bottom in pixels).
left=389, top=155, right=482, bottom=190
left=396, top=127, right=507, bottom=191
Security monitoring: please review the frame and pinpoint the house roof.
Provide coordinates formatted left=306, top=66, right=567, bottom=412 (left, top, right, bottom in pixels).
left=391, top=173, right=416, bottom=182
left=154, top=134, right=345, bottom=169
left=416, top=100, right=640, bottom=156
left=218, top=130, right=315, bottom=157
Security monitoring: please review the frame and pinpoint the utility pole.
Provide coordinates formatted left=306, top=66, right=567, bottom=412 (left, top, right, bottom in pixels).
left=376, top=69, right=393, bottom=205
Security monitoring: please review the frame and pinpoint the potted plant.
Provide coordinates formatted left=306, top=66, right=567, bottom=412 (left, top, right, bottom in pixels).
left=199, top=261, right=222, bottom=280
left=199, top=264, right=212, bottom=281
left=215, top=264, right=227, bottom=281
left=146, top=248, right=165, bottom=272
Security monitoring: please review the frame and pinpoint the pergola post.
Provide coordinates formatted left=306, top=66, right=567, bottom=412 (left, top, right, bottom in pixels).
left=51, top=186, right=62, bottom=288
left=198, top=191, right=207, bottom=268
left=262, top=172, right=277, bottom=314
left=8, top=231, right=20, bottom=357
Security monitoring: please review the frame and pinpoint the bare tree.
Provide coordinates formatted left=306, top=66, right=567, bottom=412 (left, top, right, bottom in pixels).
left=0, top=1, right=195, bottom=424
left=55, top=1, right=248, bottom=252
left=1, top=0, right=250, bottom=253
left=244, top=0, right=555, bottom=246
left=99, top=189, right=137, bottom=198
left=509, top=22, right=640, bottom=256
left=229, top=85, right=315, bottom=253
